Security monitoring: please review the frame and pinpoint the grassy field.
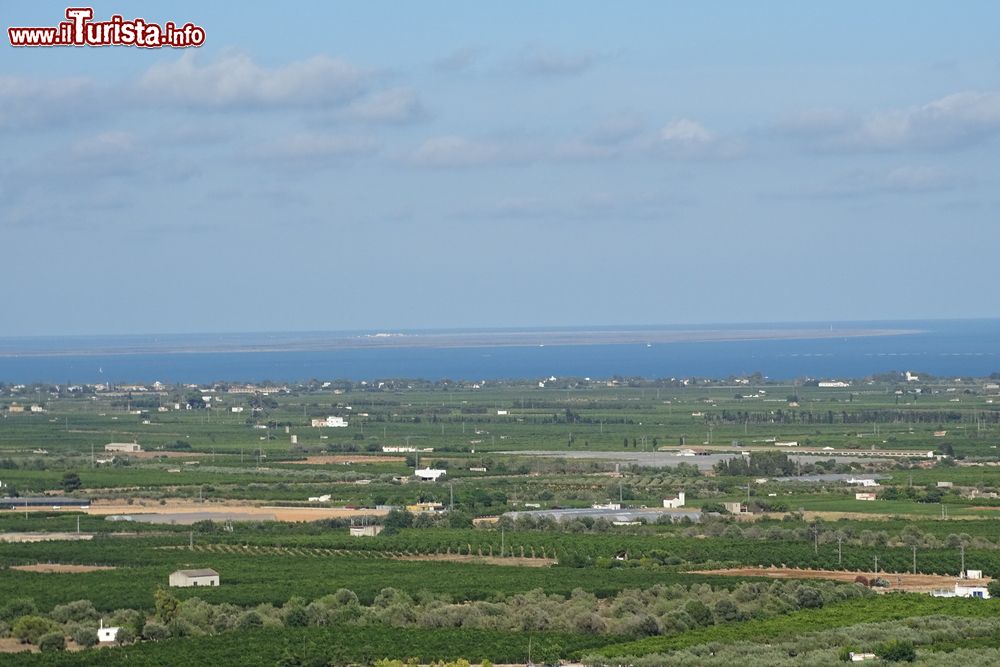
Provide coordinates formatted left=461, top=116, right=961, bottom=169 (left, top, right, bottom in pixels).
left=2, top=378, right=1000, bottom=663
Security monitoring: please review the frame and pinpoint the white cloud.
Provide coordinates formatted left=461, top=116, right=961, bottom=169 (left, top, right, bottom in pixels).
left=71, top=131, right=138, bottom=159
left=847, top=92, right=1000, bottom=150
left=339, top=88, right=425, bottom=124
left=137, top=52, right=369, bottom=109
left=784, top=92, right=1000, bottom=152
left=659, top=118, right=715, bottom=143
left=407, top=135, right=536, bottom=168
left=650, top=118, right=744, bottom=159
left=0, top=75, right=96, bottom=128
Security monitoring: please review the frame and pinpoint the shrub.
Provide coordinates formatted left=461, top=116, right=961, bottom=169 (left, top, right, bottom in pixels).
left=38, top=632, right=65, bottom=652
left=0, top=599, right=37, bottom=622
left=237, top=611, right=263, bottom=629
left=876, top=639, right=916, bottom=662
left=283, top=606, right=309, bottom=627
left=12, top=615, right=61, bottom=644
left=50, top=600, right=99, bottom=624
left=72, top=626, right=98, bottom=647
left=141, top=622, right=168, bottom=641
left=115, top=626, right=136, bottom=646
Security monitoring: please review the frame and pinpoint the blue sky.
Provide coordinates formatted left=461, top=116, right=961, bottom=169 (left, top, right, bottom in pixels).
left=3, top=2, right=999, bottom=336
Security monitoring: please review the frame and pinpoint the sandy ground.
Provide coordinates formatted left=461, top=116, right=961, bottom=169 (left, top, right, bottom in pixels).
left=76, top=500, right=389, bottom=522
left=0, top=638, right=90, bottom=654
left=2, top=499, right=388, bottom=522
left=694, top=566, right=987, bottom=593
left=283, top=454, right=406, bottom=465
left=394, top=554, right=556, bottom=567
left=0, top=532, right=94, bottom=543
left=11, top=563, right=116, bottom=573
left=0, top=639, right=36, bottom=654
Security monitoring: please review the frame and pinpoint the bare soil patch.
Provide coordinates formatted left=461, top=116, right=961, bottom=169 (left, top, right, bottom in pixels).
left=284, top=455, right=405, bottom=465
left=0, top=638, right=35, bottom=654
left=81, top=500, right=387, bottom=522
left=694, top=566, right=986, bottom=592
left=11, top=563, right=116, bottom=573
left=394, top=554, right=556, bottom=567
left=130, top=451, right=201, bottom=459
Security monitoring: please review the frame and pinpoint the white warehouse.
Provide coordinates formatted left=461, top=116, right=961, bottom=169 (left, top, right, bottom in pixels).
left=169, top=568, right=220, bottom=587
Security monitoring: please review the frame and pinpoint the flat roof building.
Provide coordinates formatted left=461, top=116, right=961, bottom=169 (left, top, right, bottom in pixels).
left=169, top=568, right=220, bottom=588
left=105, top=442, right=142, bottom=453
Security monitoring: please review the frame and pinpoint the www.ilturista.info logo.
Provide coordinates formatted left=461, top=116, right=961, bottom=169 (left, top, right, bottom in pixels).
left=8, top=7, right=205, bottom=48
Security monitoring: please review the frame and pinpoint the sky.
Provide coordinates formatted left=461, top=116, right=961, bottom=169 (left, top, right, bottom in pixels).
left=2, top=2, right=999, bottom=336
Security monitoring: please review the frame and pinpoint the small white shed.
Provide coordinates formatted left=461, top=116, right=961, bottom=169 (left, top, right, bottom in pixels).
left=98, top=620, right=120, bottom=643
left=169, top=568, right=220, bottom=587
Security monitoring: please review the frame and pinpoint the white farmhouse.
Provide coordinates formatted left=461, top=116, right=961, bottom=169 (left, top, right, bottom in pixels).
left=105, top=442, right=142, bottom=453
left=311, top=416, right=348, bottom=428
left=663, top=492, right=686, bottom=509
left=169, top=568, right=220, bottom=587
left=414, top=467, right=446, bottom=481
left=97, top=620, right=120, bottom=643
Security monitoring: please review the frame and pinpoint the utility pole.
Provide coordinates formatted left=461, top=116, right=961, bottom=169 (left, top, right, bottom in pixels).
left=189, top=531, right=193, bottom=550
left=874, top=555, right=878, bottom=576
left=912, top=545, right=917, bottom=575
left=449, top=483, right=454, bottom=511
left=837, top=535, right=843, bottom=566
left=961, top=544, right=966, bottom=577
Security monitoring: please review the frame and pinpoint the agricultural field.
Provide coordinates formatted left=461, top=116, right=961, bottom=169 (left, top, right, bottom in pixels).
left=1, top=375, right=1000, bottom=664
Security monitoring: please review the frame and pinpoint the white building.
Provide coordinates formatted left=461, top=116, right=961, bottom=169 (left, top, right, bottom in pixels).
left=169, top=568, right=220, bottom=587
left=818, top=381, right=851, bottom=388
left=592, top=503, right=621, bottom=510
left=231, top=406, right=244, bottom=413
left=308, top=494, right=332, bottom=502
left=311, top=416, right=348, bottom=428
left=848, top=652, right=877, bottom=662
left=97, top=620, right=120, bottom=643
left=723, top=501, right=746, bottom=514
left=105, top=442, right=141, bottom=453
left=905, top=371, right=920, bottom=382
left=933, top=582, right=991, bottom=599
left=414, top=467, right=446, bottom=481
left=349, top=525, right=384, bottom=537
left=855, top=492, right=878, bottom=501
left=663, top=492, right=686, bottom=509
left=847, top=478, right=880, bottom=488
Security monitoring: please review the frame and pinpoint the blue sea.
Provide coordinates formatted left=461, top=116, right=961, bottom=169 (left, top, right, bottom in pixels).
left=0, top=320, right=997, bottom=384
